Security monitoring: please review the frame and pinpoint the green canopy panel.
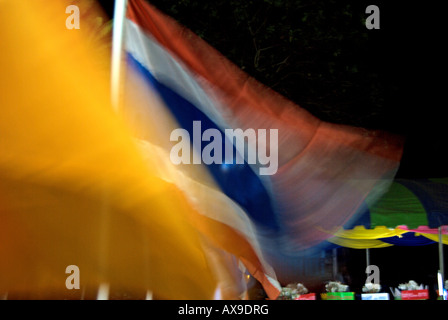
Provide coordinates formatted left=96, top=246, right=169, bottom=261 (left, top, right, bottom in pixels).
left=326, top=178, right=448, bottom=249
left=345, top=178, right=448, bottom=230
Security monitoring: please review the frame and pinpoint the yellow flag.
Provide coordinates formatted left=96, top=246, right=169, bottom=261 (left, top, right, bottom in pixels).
left=0, top=0, right=216, bottom=299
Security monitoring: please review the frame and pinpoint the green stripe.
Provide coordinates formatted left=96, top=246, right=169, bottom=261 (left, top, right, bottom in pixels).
left=367, top=182, right=428, bottom=229
left=429, top=177, right=448, bottom=185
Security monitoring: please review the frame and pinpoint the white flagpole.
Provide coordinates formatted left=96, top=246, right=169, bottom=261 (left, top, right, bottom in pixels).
left=110, top=0, right=128, bottom=112
left=366, top=248, right=370, bottom=268
left=96, top=283, right=111, bottom=300
left=109, top=0, right=155, bottom=302
left=438, top=226, right=446, bottom=300
left=145, top=290, right=153, bottom=300
left=97, top=0, right=129, bottom=300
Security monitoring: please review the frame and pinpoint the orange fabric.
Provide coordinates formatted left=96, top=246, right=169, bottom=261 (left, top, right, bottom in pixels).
left=187, top=211, right=280, bottom=300
left=0, top=0, right=217, bottom=299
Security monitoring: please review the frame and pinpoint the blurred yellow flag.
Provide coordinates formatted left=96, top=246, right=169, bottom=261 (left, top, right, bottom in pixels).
left=0, top=0, right=217, bottom=299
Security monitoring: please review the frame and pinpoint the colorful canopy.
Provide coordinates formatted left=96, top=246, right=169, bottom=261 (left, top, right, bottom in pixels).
left=327, top=178, right=448, bottom=249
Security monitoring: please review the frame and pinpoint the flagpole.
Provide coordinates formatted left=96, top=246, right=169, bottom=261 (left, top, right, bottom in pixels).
left=96, top=0, right=129, bottom=300
left=111, top=0, right=128, bottom=112
left=366, top=248, right=370, bottom=268
left=108, top=0, right=154, bottom=300
left=438, top=226, right=446, bottom=300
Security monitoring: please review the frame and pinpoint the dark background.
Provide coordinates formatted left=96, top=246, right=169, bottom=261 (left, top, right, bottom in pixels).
left=338, top=244, right=447, bottom=299
left=98, top=0, right=447, bottom=295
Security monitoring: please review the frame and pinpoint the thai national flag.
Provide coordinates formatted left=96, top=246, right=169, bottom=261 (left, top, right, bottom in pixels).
left=123, top=0, right=403, bottom=298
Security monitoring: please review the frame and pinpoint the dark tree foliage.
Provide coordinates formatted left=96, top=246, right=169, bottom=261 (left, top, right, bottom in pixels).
left=146, top=0, right=402, bottom=131
left=143, top=0, right=447, bottom=178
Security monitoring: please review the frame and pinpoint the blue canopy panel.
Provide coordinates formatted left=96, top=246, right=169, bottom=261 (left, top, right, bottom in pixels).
left=380, top=232, right=435, bottom=246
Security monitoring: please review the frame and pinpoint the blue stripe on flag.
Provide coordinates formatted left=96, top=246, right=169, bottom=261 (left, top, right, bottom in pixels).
left=126, top=53, right=281, bottom=232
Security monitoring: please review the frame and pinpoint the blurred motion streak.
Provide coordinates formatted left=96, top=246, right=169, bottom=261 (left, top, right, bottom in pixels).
left=123, top=0, right=404, bottom=293
left=0, top=0, right=219, bottom=299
